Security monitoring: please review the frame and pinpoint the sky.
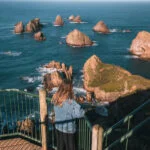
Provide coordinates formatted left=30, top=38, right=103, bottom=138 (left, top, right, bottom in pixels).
left=0, top=0, right=150, bottom=2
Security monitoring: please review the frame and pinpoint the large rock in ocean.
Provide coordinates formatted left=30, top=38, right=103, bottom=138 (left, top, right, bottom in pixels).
left=43, top=61, right=73, bottom=91
left=72, top=16, right=82, bottom=23
left=130, top=31, right=150, bottom=59
left=93, top=21, right=110, bottom=34
left=66, top=29, right=93, bottom=47
left=14, top=21, right=24, bottom=34
left=68, top=15, right=75, bottom=21
left=83, top=55, right=150, bottom=102
left=25, top=18, right=41, bottom=32
left=34, top=31, right=46, bottom=41
left=54, top=15, right=64, bottom=26
left=44, top=61, right=62, bottom=69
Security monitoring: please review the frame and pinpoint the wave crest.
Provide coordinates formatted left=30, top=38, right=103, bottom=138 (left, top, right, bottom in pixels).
left=0, top=51, right=22, bottom=56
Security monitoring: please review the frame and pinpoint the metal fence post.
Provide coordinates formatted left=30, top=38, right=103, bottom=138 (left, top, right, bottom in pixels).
left=39, top=89, right=48, bottom=150
left=92, top=125, right=104, bottom=150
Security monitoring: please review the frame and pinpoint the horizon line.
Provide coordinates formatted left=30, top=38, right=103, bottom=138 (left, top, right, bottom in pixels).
left=1, top=0, right=150, bottom=2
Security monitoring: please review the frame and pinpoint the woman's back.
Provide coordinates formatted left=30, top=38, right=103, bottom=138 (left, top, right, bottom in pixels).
left=54, top=99, right=85, bottom=133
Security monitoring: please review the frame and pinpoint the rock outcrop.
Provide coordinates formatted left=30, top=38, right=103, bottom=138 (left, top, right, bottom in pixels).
left=83, top=55, right=150, bottom=102
left=72, top=16, right=82, bottom=23
left=44, top=71, right=63, bottom=90
left=14, top=22, right=24, bottom=34
left=43, top=61, right=73, bottom=91
left=25, top=18, right=41, bottom=32
left=17, top=118, right=34, bottom=134
left=34, top=31, right=46, bottom=41
left=69, top=15, right=75, bottom=21
left=130, top=31, right=150, bottom=59
left=66, top=29, right=93, bottom=47
left=54, top=15, right=64, bottom=26
left=44, top=61, right=62, bottom=69
left=93, top=21, right=110, bottom=34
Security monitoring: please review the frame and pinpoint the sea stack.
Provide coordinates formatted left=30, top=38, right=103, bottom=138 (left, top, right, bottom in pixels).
left=66, top=29, right=93, bottom=47
left=83, top=55, right=150, bottom=102
left=130, top=31, right=150, bottom=59
left=25, top=18, right=41, bottom=32
left=69, top=15, right=75, bottom=21
left=43, top=61, right=73, bottom=91
left=93, top=21, right=110, bottom=34
left=14, top=22, right=24, bottom=34
left=54, top=15, right=64, bottom=26
left=72, top=16, right=82, bottom=23
left=34, top=31, right=46, bottom=41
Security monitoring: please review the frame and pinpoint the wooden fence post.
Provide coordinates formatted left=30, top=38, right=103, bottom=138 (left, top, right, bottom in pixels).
left=39, top=89, right=48, bottom=150
left=92, top=124, right=104, bottom=150
left=98, top=126, right=104, bottom=150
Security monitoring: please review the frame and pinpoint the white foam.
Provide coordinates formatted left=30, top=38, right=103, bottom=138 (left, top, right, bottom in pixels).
left=14, top=32, right=22, bottom=35
left=70, top=21, right=88, bottom=24
left=36, top=84, right=44, bottom=91
left=92, top=41, right=98, bottom=47
left=21, top=76, right=42, bottom=83
left=5, top=89, right=19, bottom=92
left=109, top=29, right=120, bottom=33
left=53, top=24, right=62, bottom=27
left=122, top=30, right=131, bottom=33
left=80, top=69, right=83, bottom=73
left=0, top=51, right=22, bottom=56
left=49, top=87, right=59, bottom=94
left=37, top=67, right=62, bottom=75
left=125, top=55, right=139, bottom=59
left=73, top=87, right=86, bottom=95
left=80, top=75, right=84, bottom=79
left=41, top=22, right=48, bottom=25
left=61, top=36, right=66, bottom=39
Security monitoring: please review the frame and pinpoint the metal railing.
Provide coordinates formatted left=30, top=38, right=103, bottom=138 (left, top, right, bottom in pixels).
left=103, top=98, right=150, bottom=150
left=0, top=89, right=93, bottom=150
left=0, top=89, right=42, bottom=143
left=46, top=100, right=92, bottom=150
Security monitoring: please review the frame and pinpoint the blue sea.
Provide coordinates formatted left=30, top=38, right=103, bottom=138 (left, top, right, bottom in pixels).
left=0, top=1, right=150, bottom=92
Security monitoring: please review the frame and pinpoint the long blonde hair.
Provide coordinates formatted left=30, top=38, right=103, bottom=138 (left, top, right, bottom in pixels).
left=52, top=81, right=74, bottom=106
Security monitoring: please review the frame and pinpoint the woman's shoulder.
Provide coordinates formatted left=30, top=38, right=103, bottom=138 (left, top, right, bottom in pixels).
left=63, top=99, right=78, bottom=106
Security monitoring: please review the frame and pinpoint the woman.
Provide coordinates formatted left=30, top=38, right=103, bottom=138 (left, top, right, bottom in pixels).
left=52, top=81, right=85, bottom=150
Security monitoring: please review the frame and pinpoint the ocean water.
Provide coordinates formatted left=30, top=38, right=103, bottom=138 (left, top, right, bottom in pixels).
left=0, top=1, right=150, bottom=92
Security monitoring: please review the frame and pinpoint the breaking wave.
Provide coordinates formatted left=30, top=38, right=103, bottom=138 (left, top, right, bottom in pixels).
left=92, top=41, right=98, bottom=46
left=70, top=21, right=88, bottom=24
left=61, top=36, right=66, bottom=39
left=0, top=51, right=22, bottom=56
left=109, top=29, right=120, bottom=33
left=37, top=66, right=62, bottom=76
left=125, top=55, right=139, bottom=59
left=53, top=24, right=62, bottom=27
left=73, top=87, right=86, bottom=95
left=21, top=76, right=42, bottom=83
left=110, top=29, right=131, bottom=33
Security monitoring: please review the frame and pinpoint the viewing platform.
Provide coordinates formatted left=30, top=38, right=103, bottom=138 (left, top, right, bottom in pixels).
left=0, top=89, right=149, bottom=150
left=0, top=138, right=41, bottom=150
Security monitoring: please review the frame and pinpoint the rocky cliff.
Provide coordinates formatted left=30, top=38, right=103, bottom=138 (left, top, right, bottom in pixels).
left=83, top=55, right=150, bottom=102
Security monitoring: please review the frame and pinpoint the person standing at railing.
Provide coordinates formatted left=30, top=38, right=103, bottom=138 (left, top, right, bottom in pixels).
left=52, top=81, right=85, bottom=150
